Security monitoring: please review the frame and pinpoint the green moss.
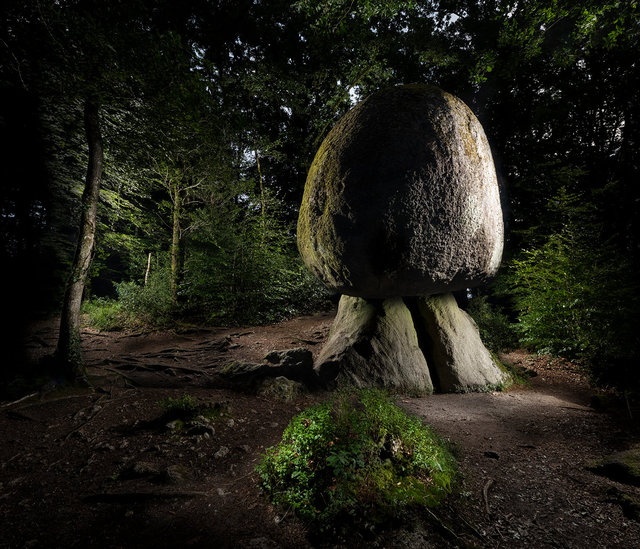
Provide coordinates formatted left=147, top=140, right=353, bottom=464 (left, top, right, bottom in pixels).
left=256, top=388, right=457, bottom=532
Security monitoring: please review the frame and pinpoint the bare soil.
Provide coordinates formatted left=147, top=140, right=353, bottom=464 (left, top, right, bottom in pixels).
left=1, top=311, right=639, bottom=548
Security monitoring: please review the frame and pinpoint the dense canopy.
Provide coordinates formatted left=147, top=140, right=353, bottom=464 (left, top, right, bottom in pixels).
left=1, top=0, right=638, bottom=390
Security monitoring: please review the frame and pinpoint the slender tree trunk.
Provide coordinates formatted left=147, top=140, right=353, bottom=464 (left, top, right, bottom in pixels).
left=254, top=149, right=266, bottom=242
left=144, top=252, right=152, bottom=286
left=170, top=182, right=183, bottom=304
left=56, top=98, right=103, bottom=379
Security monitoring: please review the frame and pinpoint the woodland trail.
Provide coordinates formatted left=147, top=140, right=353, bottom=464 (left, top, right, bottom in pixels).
left=1, top=313, right=639, bottom=548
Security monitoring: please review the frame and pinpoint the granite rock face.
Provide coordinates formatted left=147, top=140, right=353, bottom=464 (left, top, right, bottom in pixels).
left=315, top=295, right=433, bottom=395
left=298, top=84, right=503, bottom=298
left=411, top=293, right=508, bottom=392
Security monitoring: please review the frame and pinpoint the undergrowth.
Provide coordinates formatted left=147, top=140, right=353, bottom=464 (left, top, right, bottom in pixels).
left=255, top=388, right=458, bottom=534
left=157, top=394, right=228, bottom=422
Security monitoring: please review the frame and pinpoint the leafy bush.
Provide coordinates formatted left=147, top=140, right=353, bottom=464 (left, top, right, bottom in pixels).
left=82, top=297, right=129, bottom=331
left=466, top=295, right=518, bottom=352
left=256, top=389, right=457, bottom=531
left=505, top=189, right=640, bottom=390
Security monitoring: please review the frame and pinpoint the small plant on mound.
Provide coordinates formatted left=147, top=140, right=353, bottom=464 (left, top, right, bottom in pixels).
left=256, top=389, right=457, bottom=531
left=157, top=394, right=229, bottom=426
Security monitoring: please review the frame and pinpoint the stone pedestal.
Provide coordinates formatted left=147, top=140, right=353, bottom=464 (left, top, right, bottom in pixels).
left=315, top=293, right=508, bottom=394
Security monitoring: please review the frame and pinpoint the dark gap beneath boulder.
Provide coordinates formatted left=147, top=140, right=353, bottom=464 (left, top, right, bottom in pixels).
left=403, top=296, right=440, bottom=393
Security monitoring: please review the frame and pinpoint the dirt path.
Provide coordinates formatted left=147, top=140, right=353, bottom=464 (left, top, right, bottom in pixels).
left=402, top=354, right=640, bottom=547
left=2, top=314, right=639, bottom=548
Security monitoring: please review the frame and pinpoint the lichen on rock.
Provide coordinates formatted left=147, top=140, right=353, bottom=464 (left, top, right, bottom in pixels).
left=298, top=84, right=503, bottom=299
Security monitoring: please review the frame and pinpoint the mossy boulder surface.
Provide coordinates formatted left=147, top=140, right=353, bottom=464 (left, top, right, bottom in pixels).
left=591, top=445, right=640, bottom=486
left=298, top=84, right=503, bottom=298
left=315, top=295, right=433, bottom=395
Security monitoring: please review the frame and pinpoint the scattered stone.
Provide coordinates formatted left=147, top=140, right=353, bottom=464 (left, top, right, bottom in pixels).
left=257, top=377, right=305, bottom=402
left=314, top=296, right=433, bottom=395
left=161, top=464, right=191, bottom=484
left=129, top=461, right=161, bottom=477
left=225, top=418, right=235, bottom=428
left=214, top=446, right=230, bottom=459
left=185, top=420, right=215, bottom=438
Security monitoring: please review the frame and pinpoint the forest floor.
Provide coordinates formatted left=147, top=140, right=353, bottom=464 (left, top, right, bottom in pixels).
left=1, top=310, right=640, bottom=548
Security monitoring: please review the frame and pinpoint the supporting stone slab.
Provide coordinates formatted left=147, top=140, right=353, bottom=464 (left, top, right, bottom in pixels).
left=314, top=295, right=433, bottom=395
left=413, top=293, right=509, bottom=392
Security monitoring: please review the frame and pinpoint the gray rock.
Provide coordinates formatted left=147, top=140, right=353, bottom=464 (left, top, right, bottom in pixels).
left=257, top=376, right=304, bottom=401
left=161, top=464, right=191, bottom=484
left=263, top=347, right=315, bottom=384
left=412, top=293, right=508, bottom=392
left=221, top=351, right=316, bottom=390
left=264, top=347, right=312, bottom=368
left=298, top=84, right=503, bottom=298
left=219, top=361, right=270, bottom=380
left=185, top=420, right=216, bottom=437
left=314, top=295, right=433, bottom=395
left=129, top=461, right=161, bottom=477
left=214, top=446, right=230, bottom=459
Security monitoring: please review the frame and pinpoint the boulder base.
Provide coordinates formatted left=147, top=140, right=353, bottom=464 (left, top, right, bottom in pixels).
left=315, top=293, right=508, bottom=394
left=412, top=293, right=508, bottom=392
left=315, top=295, right=433, bottom=395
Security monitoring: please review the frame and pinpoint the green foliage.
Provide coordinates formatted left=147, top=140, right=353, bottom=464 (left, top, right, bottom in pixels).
left=157, top=394, right=199, bottom=419
left=256, top=389, right=457, bottom=531
left=182, top=189, right=331, bottom=325
left=157, top=394, right=228, bottom=422
left=506, top=189, right=640, bottom=390
left=466, top=295, right=519, bottom=353
left=82, top=297, right=128, bottom=331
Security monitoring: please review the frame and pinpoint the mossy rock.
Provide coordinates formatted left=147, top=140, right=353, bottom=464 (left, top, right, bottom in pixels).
left=298, top=84, right=503, bottom=298
left=591, top=445, right=640, bottom=487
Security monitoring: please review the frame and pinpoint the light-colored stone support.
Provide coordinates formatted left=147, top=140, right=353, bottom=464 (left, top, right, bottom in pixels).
left=314, top=295, right=433, bottom=395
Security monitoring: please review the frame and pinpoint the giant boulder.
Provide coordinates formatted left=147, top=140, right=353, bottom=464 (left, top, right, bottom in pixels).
left=298, top=84, right=503, bottom=298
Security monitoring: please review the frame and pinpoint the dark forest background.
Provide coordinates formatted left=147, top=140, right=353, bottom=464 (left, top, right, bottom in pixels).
left=1, top=0, right=638, bottom=393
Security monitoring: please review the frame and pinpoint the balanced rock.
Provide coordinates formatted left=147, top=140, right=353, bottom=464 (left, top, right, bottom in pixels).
left=298, top=84, right=503, bottom=298
left=315, top=295, right=433, bottom=395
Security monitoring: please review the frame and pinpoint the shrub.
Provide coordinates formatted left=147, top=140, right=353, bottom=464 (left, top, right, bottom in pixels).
left=82, top=297, right=129, bottom=331
left=256, top=389, right=457, bottom=531
left=157, top=394, right=229, bottom=422
left=505, top=189, right=640, bottom=390
left=466, top=295, right=518, bottom=352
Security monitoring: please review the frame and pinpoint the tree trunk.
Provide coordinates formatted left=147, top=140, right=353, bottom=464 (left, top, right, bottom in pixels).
left=56, top=98, right=103, bottom=379
left=170, top=182, right=183, bottom=304
left=144, top=252, right=152, bottom=286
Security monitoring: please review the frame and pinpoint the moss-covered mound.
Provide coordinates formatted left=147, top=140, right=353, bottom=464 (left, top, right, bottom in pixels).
left=256, top=389, right=457, bottom=531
